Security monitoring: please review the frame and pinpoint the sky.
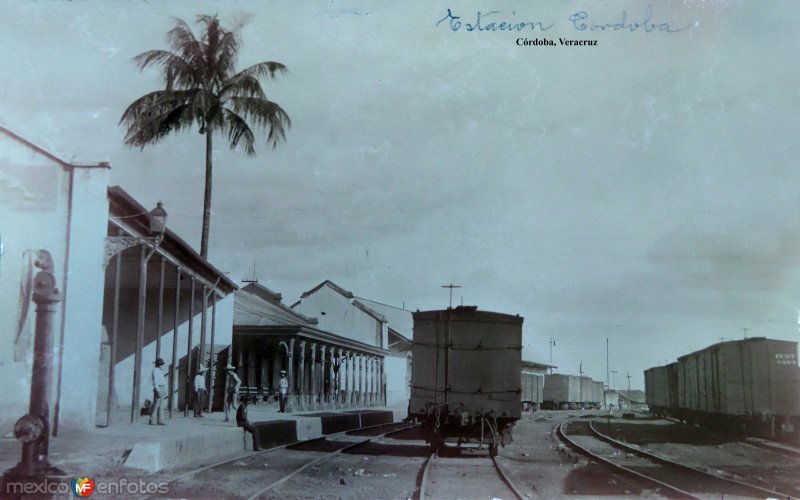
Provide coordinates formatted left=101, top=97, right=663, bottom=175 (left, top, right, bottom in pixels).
left=2, top=0, right=799, bottom=389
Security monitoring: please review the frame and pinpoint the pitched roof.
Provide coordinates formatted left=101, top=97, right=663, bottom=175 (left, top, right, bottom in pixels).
left=235, top=286, right=318, bottom=327
left=355, top=297, right=412, bottom=341
left=300, top=279, right=353, bottom=299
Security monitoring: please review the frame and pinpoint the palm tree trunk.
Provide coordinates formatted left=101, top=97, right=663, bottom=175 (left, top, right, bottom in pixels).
left=200, top=131, right=213, bottom=258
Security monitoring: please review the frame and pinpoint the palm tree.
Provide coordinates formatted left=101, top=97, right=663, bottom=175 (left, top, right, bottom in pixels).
left=120, top=14, right=291, bottom=258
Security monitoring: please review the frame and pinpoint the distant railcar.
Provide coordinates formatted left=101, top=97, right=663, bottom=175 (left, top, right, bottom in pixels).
left=544, top=374, right=603, bottom=409
left=645, top=338, right=800, bottom=440
left=521, top=372, right=544, bottom=410
left=543, top=374, right=581, bottom=409
left=408, top=306, right=522, bottom=456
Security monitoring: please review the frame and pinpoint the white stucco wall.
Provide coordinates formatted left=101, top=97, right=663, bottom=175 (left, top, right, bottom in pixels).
left=384, top=354, right=410, bottom=406
left=0, top=133, right=109, bottom=433
left=293, top=285, right=384, bottom=348
left=114, top=293, right=234, bottom=412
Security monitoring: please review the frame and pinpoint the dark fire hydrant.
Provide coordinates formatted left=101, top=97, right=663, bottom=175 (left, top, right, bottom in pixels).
left=2, top=250, right=67, bottom=493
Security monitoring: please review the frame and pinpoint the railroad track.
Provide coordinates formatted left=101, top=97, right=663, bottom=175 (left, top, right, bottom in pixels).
left=591, top=412, right=798, bottom=498
left=558, top=416, right=791, bottom=499
left=139, top=420, right=417, bottom=500
left=417, top=447, right=526, bottom=500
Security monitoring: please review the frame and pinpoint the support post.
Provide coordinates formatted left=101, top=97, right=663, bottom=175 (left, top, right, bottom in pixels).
left=184, top=279, right=195, bottom=417
left=106, top=250, right=122, bottom=426
left=131, top=246, right=148, bottom=424
left=299, top=341, right=307, bottom=410
left=156, top=256, right=165, bottom=359
left=169, top=268, right=181, bottom=417
left=329, top=347, right=336, bottom=408
left=207, top=294, right=217, bottom=413
left=199, top=285, right=207, bottom=371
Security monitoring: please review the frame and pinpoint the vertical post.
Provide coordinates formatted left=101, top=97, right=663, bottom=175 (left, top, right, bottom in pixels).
left=169, top=268, right=181, bottom=417
left=358, top=355, right=364, bottom=406
left=343, top=351, right=350, bottom=407
left=606, top=338, right=609, bottom=390
left=184, top=278, right=195, bottom=416
left=131, top=246, right=148, bottom=424
left=106, top=250, right=122, bottom=427
left=287, top=338, right=295, bottom=412
left=299, top=341, right=307, bottom=410
left=156, top=256, right=165, bottom=359
left=328, top=346, right=338, bottom=408
left=318, top=345, right=325, bottom=408
left=207, top=294, right=217, bottom=413
left=368, top=357, right=374, bottom=406
left=199, top=284, right=207, bottom=370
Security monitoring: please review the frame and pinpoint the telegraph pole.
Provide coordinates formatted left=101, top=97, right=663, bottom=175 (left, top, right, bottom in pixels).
left=549, top=338, right=556, bottom=374
left=606, top=338, right=609, bottom=389
left=441, top=284, right=461, bottom=309
left=626, top=371, right=631, bottom=408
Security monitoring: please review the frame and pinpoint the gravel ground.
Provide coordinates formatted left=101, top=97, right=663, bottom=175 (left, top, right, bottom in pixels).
left=597, top=414, right=800, bottom=497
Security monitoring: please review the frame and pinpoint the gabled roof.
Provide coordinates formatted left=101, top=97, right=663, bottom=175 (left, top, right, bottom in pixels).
left=356, top=297, right=412, bottom=341
left=295, top=280, right=387, bottom=324
left=235, top=286, right=318, bottom=327
left=300, top=279, right=353, bottom=299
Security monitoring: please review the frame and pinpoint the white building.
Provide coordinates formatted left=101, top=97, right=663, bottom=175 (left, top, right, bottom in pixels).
left=0, top=127, right=109, bottom=433
left=292, top=280, right=412, bottom=406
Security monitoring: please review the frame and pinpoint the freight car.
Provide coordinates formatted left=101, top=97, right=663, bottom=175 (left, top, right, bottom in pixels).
left=644, top=362, right=678, bottom=418
left=543, top=374, right=604, bottom=409
left=644, top=338, right=800, bottom=440
left=408, top=306, right=522, bottom=456
left=521, top=372, right=544, bottom=411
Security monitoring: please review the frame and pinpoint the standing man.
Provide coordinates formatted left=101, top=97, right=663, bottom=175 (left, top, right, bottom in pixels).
left=224, top=364, right=241, bottom=422
left=278, top=369, right=289, bottom=413
left=150, top=358, right=167, bottom=426
left=194, top=365, right=208, bottom=417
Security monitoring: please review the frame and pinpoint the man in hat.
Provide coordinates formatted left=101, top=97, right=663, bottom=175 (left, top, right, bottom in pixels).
left=149, top=358, right=167, bottom=425
left=193, top=365, right=208, bottom=417
left=236, top=399, right=262, bottom=451
left=224, top=364, right=241, bottom=422
left=278, top=369, right=289, bottom=413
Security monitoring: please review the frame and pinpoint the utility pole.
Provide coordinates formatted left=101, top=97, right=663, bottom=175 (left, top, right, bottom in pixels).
left=606, top=338, right=609, bottom=389
left=626, top=371, right=631, bottom=409
left=441, top=284, right=461, bottom=309
left=549, top=338, right=556, bottom=374
left=579, top=361, right=583, bottom=407
left=742, top=327, right=748, bottom=340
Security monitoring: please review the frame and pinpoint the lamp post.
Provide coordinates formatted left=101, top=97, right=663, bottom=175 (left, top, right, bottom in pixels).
left=548, top=338, right=556, bottom=374
left=103, top=202, right=168, bottom=424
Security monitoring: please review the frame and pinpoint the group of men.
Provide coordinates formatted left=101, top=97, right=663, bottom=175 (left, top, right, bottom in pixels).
left=149, top=358, right=290, bottom=430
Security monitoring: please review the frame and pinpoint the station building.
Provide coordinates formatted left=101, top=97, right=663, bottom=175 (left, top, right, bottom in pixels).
left=0, top=127, right=237, bottom=434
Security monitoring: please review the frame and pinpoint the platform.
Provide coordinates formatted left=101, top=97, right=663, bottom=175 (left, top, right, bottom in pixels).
left=0, top=401, right=407, bottom=475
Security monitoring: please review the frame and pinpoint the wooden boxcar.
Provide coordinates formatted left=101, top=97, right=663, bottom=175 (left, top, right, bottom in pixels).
left=644, top=362, right=678, bottom=417
left=543, top=374, right=581, bottom=409
left=676, top=338, right=800, bottom=435
left=408, top=306, right=522, bottom=455
left=646, top=338, right=800, bottom=440
left=521, top=372, right=544, bottom=410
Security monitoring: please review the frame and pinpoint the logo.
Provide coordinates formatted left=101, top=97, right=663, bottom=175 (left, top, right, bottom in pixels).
left=71, top=476, right=95, bottom=497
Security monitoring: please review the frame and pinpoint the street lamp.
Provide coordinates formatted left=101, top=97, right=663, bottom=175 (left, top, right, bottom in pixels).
left=104, top=202, right=168, bottom=266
